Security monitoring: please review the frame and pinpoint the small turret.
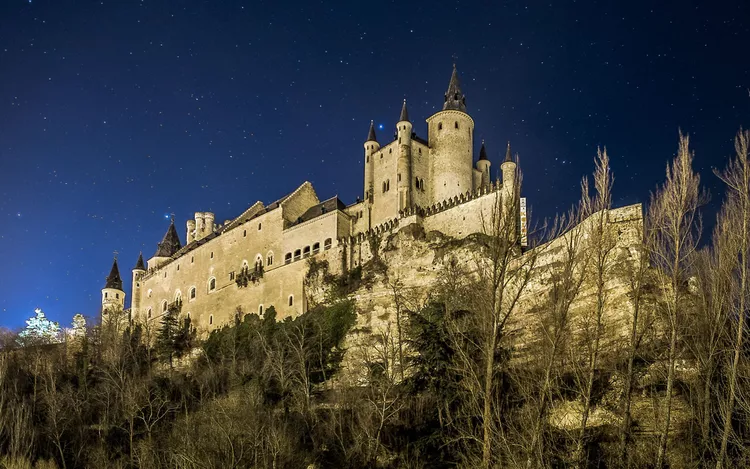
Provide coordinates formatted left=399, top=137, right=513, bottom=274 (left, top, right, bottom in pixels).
left=102, top=256, right=126, bottom=313
left=363, top=120, right=380, bottom=203
left=476, top=140, right=491, bottom=190
left=396, top=99, right=413, bottom=210
left=131, top=252, right=146, bottom=320
left=501, top=141, right=519, bottom=235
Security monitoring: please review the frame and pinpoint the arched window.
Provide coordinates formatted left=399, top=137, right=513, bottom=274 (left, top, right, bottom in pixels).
left=285, top=253, right=292, bottom=264
left=255, top=254, right=263, bottom=269
left=312, top=242, right=320, bottom=254
left=208, top=277, right=216, bottom=292
left=289, top=295, right=294, bottom=307
left=324, top=238, right=332, bottom=250
left=174, top=290, right=182, bottom=302
left=190, top=287, right=196, bottom=300
left=294, top=249, right=301, bottom=261
left=259, top=304, right=264, bottom=315
left=162, top=300, right=168, bottom=312
left=267, top=252, right=274, bottom=266
left=303, top=246, right=311, bottom=258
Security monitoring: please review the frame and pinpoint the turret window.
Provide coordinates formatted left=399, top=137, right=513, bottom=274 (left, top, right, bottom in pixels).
left=104, top=292, right=108, bottom=298
left=438, top=123, right=443, bottom=131
left=455, top=121, right=459, bottom=129
left=116, top=293, right=119, bottom=299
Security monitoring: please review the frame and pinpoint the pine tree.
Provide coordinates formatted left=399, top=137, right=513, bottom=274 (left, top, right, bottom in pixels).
left=18, top=308, right=62, bottom=345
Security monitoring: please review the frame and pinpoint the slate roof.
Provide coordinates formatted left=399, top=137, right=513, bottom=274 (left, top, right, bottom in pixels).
left=366, top=120, right=377, bottom=142
left=134, top=252, right=146, bottom=270
left=291, top=197, right=346, bottom=226
left=399, top=99, right=410, bottom=122
left=443, top=64, right=467, bottom=112
left=479, top=140, right=488, bottom=161
left=154, top=221, right=182, bottom=258
left=105, top=258, right=123, bottom=290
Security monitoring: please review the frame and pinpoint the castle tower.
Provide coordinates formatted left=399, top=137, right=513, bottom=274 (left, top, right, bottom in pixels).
left=476, top=140, right=491, bottom=190
left=501, top=141, right=519, bottom=237
left=101, top=256, right=125, bottom=314
left=148, top=219, right=182, bottom=269
left=363, top=120, right=380, bottom=205
left=396, top=99, right=413, bottom=211
left=131, top=252, right=146, bottom=320
left=426, top=64, right=475, bottom=204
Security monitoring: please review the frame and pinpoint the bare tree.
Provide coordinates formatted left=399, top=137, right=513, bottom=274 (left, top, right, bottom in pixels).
left=714, top=129, right=750, bottom=469
left=649, top=131, right=706, bottom=468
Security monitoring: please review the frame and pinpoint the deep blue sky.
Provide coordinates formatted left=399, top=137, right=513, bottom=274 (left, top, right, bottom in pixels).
left=1, top=0, right=748, bottom=329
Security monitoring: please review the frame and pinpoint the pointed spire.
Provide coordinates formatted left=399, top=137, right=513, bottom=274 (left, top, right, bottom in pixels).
left=399, top=99, right=410, bottom=122
left=154, top=220, right=182, bottom=258
left=504, top=141, right=513, bottom=163
left=479, top=140, right=488, bottom=161
left=134, top=251, right=146, bottom=271
left=105, top=257, right=123, bottom=290
left=366, top=120, right=378, bottom=142
left=443, top=63, right=466, bottom=112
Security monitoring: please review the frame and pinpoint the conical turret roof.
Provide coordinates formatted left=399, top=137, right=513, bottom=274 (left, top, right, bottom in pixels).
left=479, top=140, right=488, bottom=161
left=504, top=141, right=513, bottom=163
left=134, top=252, right=145, bottom=271
left=154, top=221, right=182, bottom=258
left=105, top=258, right=123, bottom=290
left=399, top=99, right=410, bottom=122
left=366, top=120, right=378, bottom=142
left=443, top=64, right=466, bottom=112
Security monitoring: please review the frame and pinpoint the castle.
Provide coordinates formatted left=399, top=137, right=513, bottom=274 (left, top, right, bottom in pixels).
left=100, top=65, right=525, bottom=332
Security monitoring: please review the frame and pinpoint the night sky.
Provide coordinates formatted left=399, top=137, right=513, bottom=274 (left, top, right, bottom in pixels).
left=1, top=1, right=748, bottom=329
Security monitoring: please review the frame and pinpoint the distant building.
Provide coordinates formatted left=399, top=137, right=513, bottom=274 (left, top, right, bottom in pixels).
left=101, top=66, right=522, bottom=333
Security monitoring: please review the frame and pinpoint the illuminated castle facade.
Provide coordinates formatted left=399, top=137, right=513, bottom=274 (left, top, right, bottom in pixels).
left=100, top=66, right=523, bottom=332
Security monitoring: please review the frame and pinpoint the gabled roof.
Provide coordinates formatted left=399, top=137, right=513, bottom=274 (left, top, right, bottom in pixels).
left=154, top=221, right=182, bottom=258
left=291, top=197, right=347, bottom=226
left=105, top=258, right=123, bottom=290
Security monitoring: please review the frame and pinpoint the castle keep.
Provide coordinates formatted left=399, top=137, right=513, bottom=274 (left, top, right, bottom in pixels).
left=101, top=66, right=523, bottom=331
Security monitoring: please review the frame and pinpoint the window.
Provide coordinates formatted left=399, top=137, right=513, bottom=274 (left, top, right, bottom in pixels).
left=285, top=253, right=292, bottom=264
left=259, top=305, right=264, bottom=315
left=294, top=249, right=301, bottom=261
left=389, top=148, right=392, bottom=154
left=162, top=301, right=168, bottom=312
left=104, top=292, right=108, bottom=298
left=191, top=256, right=194, bottom=263
left=312, top=242, right=320, bottom=254
left=398, top=173, right=401, bottom=182
left=366, top=155, right=369, bottom=163
left=303, top=246, right=311, bottom=258
left=148, top=308, right=152, bottom=319
left=164, top=272, right=167, bottom=278
left=438, top=122, right=443, bottom=130
left=267, top=252, right=274, bottom=266
left=324, top=238, right=332, bottom=250
left=210, top=252, right=214, bottom=259
left=258, top=222, right=262, bottom=231
left=419, top=148, right=422, bottom=155
left=255, top=254, right=263, bottom=268
left=209, top=278, right=216, bottom=292
left=455, top=121, right=459, bottom=129
left=175, top=291, right=181, bottom=302
left=243, top=229, right=247, bottom=237
left=177, top=264, right=180, bottom=271
left=229, top=271, right=235, bottom=281
left=289, top=295, right=294, bottom=306
left=186, top=312, right=191, bottom=320
left=190, top=287, right=196, bottom=300
left=399, top=138, right=401, bottom=144
left=116, top=293, right=119, bottom=299
left=209, top=315, right=214, bottom=325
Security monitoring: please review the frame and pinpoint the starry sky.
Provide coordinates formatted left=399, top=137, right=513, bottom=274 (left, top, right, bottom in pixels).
left=1, top=0, right=748, bottom=329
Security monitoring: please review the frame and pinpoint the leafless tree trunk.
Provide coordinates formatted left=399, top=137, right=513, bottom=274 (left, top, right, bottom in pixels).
left=715, top=129, right=750, bottom=469
left=649, top=131, right=706, bottom=469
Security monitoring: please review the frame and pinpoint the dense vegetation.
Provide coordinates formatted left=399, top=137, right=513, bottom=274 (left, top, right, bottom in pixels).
left=0, top=129, right=749, bottom=469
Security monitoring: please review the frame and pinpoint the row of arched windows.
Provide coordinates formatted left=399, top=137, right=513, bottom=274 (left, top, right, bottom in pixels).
left=284, top=238, right=332, bottom=264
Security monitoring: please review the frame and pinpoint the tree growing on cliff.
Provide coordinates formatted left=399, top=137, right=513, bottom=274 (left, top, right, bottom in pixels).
left=18, top=308, right=62, bottom=345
